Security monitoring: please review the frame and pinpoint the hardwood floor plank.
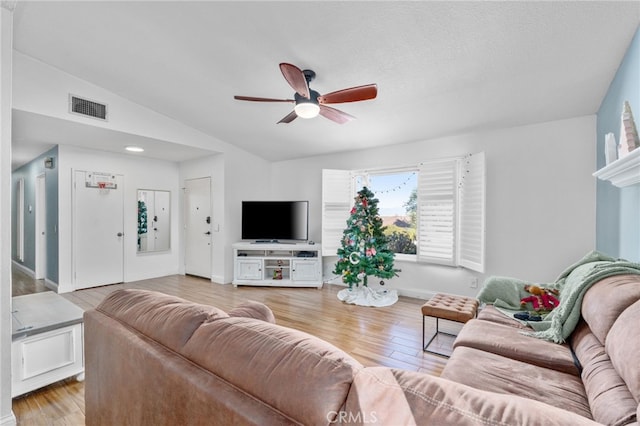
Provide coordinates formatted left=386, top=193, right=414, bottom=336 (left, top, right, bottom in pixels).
left=11, top=264, right=49, bottom=297
left=12, top=273, right=450, bottom=425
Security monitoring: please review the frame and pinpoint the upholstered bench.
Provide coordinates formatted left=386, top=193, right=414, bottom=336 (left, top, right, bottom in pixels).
left=422, top=293, right=478, bottom=356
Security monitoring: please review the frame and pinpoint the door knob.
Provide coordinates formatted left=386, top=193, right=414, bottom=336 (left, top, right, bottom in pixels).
left=117, top=232, right=124, bottom=237
left=204, top=231, right=211, bottom=235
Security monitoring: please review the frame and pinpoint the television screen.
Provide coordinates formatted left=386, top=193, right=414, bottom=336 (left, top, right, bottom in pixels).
left=241, top=201, right=309, bottom=242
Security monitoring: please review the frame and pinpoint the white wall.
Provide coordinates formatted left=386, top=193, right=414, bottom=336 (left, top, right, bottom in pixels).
left=57, top=145, right=180, bottom=293
left=0, top=6, right=15, bottom=425
left=270, top=115, right=597, bottom=299
left=222, top=149, right=272, bottom=283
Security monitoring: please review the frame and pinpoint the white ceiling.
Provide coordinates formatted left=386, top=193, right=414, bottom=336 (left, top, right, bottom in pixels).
left=11, top=1, right=640, bottom=170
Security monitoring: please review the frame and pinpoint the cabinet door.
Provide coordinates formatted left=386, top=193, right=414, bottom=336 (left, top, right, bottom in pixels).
left=291, top=259, right=320, bottom=281
left=236, top=259, right=263, bottom=280
left=12, top=323, right=84, bottom=397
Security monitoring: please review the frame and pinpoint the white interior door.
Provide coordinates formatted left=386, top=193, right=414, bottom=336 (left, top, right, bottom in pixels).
left=35, top=174, right=46, bottom=280
left=73, top=171, right=124, bottom=289
left=184, top=177, right=212, bottom=278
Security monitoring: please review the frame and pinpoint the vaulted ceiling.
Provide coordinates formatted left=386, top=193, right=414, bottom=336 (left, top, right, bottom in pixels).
left=11, top=1, right=640, bottom=169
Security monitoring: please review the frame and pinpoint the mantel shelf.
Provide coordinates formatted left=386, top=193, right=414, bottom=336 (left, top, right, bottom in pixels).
left=593, top=148, right=640, bottom=188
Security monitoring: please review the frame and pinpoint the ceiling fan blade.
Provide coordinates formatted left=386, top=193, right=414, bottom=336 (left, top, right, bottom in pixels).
left=279, top=63, right=310, bottom=99
left=277, top=110, right=298, bottom=124
left=234, top=95, right=294, bottom=103
left=319, top=84, right=378, bottom=104
left=319, top=105, right=355, bottom=124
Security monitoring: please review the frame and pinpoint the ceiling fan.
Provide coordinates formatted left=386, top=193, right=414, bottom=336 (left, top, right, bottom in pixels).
left=234, top=63, right=377, bottom=124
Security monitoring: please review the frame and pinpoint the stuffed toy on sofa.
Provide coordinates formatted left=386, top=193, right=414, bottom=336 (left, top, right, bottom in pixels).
left=520, top=285, right=560, bottom=311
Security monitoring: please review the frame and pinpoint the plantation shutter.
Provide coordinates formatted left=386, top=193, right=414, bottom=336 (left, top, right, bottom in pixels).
left=459, top=152, right=486, bottom=272
left=417, top=159, right=459, bottom=266
left=321, top=169, right=354, bottom=256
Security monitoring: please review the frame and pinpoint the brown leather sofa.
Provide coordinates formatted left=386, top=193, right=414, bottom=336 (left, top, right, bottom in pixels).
left=84, top=289, right=601, bottom=425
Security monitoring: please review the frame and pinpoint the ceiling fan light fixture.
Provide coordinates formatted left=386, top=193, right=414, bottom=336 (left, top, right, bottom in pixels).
left=234, top=63, right=376, bottom=124
left=294, top=102, right=320, bottom=119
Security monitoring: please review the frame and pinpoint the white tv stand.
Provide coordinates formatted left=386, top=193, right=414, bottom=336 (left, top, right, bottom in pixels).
left=232, top=242, right=322, bottom=288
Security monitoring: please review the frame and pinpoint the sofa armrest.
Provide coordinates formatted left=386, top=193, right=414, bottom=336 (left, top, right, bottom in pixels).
left=343, top=367, right=600, bottom=426
left=227, top=300, right=276, bottom=323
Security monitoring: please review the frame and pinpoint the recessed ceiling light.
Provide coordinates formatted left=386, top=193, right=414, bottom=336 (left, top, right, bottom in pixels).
left=125, top=146, right=144, bottom=152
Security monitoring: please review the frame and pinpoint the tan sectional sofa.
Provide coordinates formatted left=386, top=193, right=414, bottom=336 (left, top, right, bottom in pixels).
left=85, top=288, right=605, bottom=425
left=442, top=273, right=640, bottom=425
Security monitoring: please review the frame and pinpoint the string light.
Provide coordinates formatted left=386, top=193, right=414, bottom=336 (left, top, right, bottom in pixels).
left=368, top=171, right=417, bottom=195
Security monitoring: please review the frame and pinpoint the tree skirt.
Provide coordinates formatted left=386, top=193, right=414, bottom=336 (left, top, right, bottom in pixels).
left=337, top=286, right=398, bottom=307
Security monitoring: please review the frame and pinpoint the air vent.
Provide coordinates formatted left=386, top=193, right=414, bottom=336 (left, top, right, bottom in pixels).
left=69, top=95, right=108, bottom=120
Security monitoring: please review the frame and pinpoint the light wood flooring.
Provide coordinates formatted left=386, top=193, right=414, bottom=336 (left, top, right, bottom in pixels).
left=11, top=267, right=453, bottom=425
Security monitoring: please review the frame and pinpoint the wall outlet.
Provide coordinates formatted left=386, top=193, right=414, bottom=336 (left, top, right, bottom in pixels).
left=470, top=277, right=478, bottom=288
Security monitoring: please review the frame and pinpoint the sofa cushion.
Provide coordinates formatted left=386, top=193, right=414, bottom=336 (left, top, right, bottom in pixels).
left=344, top=367, right=600, bottom=425
left=441, top=346, right=592, bottom=420
left=606, top=299, right=640, bottom=405
left=453, top=319, right=579, bottom=375
left=581, top=274, right=640, bottom=345
left=84, top=309, right=297, bottom=426
left=571, top=320, right=637, bottom=426
left=182, top=316, right=363, bottom=425
left=96, top=289, right=229, bottom=353
left=477, top=304, right=530, bottom=329
left=228, top=300, right=276, bottom=323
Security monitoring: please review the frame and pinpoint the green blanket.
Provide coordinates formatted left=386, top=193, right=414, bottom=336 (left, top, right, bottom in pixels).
left=478, top=251, right=640, bottom=343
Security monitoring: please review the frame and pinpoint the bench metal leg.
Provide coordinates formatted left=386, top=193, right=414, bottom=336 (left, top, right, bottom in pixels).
left=422, top=316, right=456, bottom=358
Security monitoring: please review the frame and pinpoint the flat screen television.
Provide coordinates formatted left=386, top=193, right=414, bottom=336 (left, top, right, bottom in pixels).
left=241, top=201, right=309, bottom=242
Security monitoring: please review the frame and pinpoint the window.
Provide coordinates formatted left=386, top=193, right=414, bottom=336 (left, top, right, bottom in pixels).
left=322, top=152, right=485, bottom=272
left=357, top=169, right=418, bottom=260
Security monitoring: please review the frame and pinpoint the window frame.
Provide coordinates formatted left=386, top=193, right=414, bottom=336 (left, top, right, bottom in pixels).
left=321, top=152, right=485, bottom=272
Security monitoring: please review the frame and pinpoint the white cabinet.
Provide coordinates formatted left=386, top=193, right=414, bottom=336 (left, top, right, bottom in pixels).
left=232, top=242, right=322, bottom=288
left=291, top=259, right=321, bottom=282
left=11, top=292, right=85, bottom=398
left=12, top=323, right=84, bottom=398
left=236, top=259, right=263, bottom=280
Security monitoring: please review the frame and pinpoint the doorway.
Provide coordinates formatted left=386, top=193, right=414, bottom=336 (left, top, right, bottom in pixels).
left=35, top=174, right=46, bottom=280
left=72, top=171, right=124, bottom=289
left=184, top=177, right=212, bottom=279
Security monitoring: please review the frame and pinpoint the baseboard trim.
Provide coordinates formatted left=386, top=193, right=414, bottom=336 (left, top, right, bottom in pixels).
left=0, top=411, right=17, bottom=426
left=12, top=261, right=58, bottom=292
left=44, top=279, right=58, bottom=292
left=211, top=275, right=225, bottom=284
left=396, top=288, right=437, bottom=300
left=11, top=260, right=34, bottom=278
